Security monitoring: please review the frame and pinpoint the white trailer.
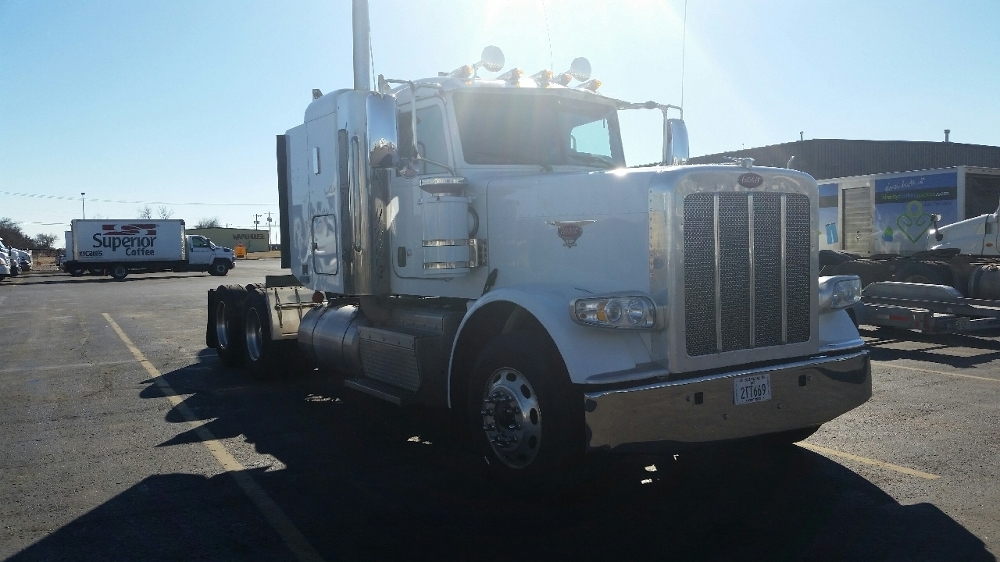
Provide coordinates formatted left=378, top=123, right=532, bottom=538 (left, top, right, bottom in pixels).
left=207, top=0, right=870, bottom=486
left=64, top=219, right=235, bottom=279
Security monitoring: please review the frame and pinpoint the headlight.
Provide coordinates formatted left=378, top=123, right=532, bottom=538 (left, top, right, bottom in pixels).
left=571, top=295, right=657, bottom=329
left=819, top=275, right=862, bottom=311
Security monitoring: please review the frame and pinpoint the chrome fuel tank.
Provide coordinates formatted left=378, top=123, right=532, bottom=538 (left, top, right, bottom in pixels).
left=297, top=304, right=367, bottom=376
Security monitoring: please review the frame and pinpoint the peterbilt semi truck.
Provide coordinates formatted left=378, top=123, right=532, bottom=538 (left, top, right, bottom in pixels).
left=207, top=0, right=870, bottom=483
left=64, top=219, right=235, bottom=279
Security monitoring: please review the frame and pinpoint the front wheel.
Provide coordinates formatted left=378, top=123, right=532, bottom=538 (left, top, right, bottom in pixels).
left=208, top=261, right=229, bottom=276
left=467, top=331, right=582, bottom=487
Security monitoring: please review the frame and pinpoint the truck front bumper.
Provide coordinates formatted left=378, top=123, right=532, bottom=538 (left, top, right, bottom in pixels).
left=583, top=349, right=870, bottom=452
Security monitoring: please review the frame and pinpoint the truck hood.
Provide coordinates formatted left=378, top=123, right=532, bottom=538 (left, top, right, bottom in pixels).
left=927, top=212, right=993, bottom=252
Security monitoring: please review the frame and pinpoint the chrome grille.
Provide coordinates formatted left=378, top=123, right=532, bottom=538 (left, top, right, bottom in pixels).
left=683, top=192, right=811, bottom=356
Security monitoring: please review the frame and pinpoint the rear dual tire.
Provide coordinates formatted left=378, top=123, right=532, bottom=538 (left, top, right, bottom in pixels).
left=214, top=285, right=247, bottom=367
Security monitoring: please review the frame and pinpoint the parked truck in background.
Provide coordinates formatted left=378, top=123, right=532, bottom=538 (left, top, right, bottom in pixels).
left=207, top=0, right=870, bottom=485
left=819, top=167, right=1000, bottom=333
left=63, top=219, right=235, bottom=279
left=821, top=166, right=1000, bottom=290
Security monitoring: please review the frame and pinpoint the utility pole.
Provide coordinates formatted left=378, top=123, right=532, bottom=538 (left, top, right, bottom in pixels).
left=81, top=192, right=86, bottom=219
left=266, top=212, right=273, bottom=248
left=254, top=213, right=261, bottom=230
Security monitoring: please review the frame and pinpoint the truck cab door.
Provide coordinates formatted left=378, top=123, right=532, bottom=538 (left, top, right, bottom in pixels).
left=188, top=236, right=213, bottom=265
left=312, top=214, right=339, bottom=274
left=391, top=101, right=455, bottom=279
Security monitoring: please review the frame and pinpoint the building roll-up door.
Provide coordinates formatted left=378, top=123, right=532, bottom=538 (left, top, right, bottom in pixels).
left=843, top=186, right=872, bottom=254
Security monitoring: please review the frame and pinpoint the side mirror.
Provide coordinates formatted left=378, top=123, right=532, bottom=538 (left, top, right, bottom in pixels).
left=663, top=118, right=689, bottom=166
left=930, top=213, right=943, bottom=241
left=366, top=93, right=399, bottom=169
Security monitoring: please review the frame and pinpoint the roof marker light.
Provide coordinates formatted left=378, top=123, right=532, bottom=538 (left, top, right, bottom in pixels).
left=497, top=68, right=523, bottom=86
left=449, top=65, right=474, bottom=80
left=530, top=69, right=553, bottom=85
left=554, top=73, right=573, bottom=86
left=578, top=79, right=602, bottom=91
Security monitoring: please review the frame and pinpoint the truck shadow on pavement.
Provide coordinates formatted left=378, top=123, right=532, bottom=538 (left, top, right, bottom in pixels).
left=861, top=326, right=1000, bottom=368
left=9, top=350, right=995, bottom=562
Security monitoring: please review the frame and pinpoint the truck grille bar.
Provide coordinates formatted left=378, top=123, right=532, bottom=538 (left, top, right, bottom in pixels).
left=683, top=192, right=811, bottom=356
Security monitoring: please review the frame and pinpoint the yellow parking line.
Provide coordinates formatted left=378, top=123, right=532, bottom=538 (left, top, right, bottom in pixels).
left=102, top=313, right=324, bottom=562
left=797, top=442, right=940, bottom=480
left=877, top=361, right=1000, bottom=383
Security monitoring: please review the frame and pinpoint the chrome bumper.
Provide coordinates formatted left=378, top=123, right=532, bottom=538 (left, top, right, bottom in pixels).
left=583, top=350, right=870, bottom=452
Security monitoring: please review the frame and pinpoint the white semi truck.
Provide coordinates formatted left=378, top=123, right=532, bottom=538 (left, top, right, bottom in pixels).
left=820, top=166, right=1000, bottom=288
left=818, top=167, right=1000, bottom=332
left=207, top=0, right=870, bottom=483
left=64, top=219, right=235, bottom=279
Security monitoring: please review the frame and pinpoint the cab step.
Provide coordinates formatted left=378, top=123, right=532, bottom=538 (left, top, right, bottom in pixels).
left=344, top=376, right=415, bottom=405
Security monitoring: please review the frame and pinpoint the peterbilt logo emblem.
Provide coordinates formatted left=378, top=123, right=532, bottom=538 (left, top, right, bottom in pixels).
left=738, top=173, right=764, bottom=188
left=546, top=220, right=597, bottom=248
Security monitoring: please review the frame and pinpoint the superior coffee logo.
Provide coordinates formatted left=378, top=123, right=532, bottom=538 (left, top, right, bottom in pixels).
left=92, top=223, right=158, bottom=255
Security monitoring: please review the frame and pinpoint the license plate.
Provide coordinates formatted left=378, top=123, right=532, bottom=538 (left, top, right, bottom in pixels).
left=734, top=374, right=771, bottom=405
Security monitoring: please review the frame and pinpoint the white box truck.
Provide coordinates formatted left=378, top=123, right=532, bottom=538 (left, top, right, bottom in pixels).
left=64, top=219, right=235, bottom=279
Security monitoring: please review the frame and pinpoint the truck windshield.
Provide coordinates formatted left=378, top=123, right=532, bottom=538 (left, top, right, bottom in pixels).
left=453, top=91, right=624, bottom=168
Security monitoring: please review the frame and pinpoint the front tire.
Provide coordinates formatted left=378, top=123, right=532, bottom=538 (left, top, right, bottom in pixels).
left=208, top=261, right=229, bottom=276
left=467, top=331, right=582, bottom=487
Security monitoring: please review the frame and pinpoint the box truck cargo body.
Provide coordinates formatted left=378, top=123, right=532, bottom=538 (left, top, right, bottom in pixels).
left=64, top=219, right=234, bottom=279
left=819, top=167, right=1000, bottom=256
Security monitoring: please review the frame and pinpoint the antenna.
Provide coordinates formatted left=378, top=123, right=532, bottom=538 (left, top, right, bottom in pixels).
left=680, top=0, right=688, bottom=111
left=541, top=0, right=553, bottom=71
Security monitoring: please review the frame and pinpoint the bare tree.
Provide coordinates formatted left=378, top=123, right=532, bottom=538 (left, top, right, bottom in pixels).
left=33, top=233, right=57, bottom=249
left=137, top=205, right=153, bottom=219
left=195, top=217, right=221, bottom=229
left=0, top=217, right=32, bottom=247
left=157, top=206, right=174, bottom=220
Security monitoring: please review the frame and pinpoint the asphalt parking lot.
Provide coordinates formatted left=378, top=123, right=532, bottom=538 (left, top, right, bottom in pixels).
left=1, top=260, right=997, bottom=561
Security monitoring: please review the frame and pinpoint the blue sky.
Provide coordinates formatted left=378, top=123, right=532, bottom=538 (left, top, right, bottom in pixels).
left=2, top=0, right=998, bottom=240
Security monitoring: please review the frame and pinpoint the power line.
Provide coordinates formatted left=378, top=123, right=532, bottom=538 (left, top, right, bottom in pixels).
left=0, top=191, right=276, bottom=207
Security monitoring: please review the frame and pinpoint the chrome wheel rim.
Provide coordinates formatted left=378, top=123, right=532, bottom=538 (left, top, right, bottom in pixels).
left=245, top=308, right=263, bottom=362
left=215, top=300, right=229, bottom=350
left=480, top=367, right=542, bottom=469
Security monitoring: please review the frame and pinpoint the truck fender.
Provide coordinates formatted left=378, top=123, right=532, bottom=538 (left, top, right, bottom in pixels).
left=447, top=285, right=654, bottom=408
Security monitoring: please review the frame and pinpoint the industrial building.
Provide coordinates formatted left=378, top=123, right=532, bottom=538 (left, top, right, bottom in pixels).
left=689, top=139, right=1000, bottom=180
left=187, top=227, right=270, bottom=253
